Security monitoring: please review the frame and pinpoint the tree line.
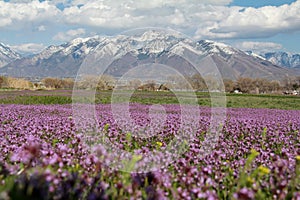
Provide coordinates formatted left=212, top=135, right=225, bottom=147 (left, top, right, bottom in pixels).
left=0, top=77, right=74, bottom=90
left=0, top=75, right=299, bottom=94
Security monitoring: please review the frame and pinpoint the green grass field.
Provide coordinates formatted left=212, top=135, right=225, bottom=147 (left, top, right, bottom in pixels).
left=0, top=89, right=299, bottom=110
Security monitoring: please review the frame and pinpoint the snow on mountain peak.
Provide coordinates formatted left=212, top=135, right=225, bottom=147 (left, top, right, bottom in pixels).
left=0, top=43, right=20, bottom=58
left=0, top=43, right=21, bottom=67
left=130, top=30, right=181, bottom=42
left=263, top=52, right=300, bottom=68
left=1, top=31, right=299, bottom=80
left=69, top=36, right=100, bottom=46
left=139, top=30, right=169, bottom=41
left=198, top=40, right=236, bottom=55
left=245, top=51, right=266, bottom=60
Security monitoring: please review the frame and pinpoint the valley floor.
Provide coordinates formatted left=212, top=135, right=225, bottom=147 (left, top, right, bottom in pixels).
left=0, top=89, right=299, bottom=110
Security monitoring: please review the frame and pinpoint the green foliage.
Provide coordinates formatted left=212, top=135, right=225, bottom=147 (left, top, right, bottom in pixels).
left=261, top=127, right=267, bottom=150
left=0, top=89, right=299, bottom=110
left=237, top=149, right=260, bottom=189
left=0, top=96, right=72, bottom=105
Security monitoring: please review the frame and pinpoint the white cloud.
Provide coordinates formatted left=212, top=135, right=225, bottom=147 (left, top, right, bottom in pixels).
left=195, top=1, right=300, bottom=39
left=235, top=41, right=282, bottom=50
left=10, top=43, right=46, bottom=54
left=0, top=1, right=60, bottom=28
left=53, top=28, right=86, bottom=41
left=62, top=0, right=233, bottom=7
left=60, top=0, right=300, bottom=40
left=61, top=1, right=224, bottom=29
left=1, top=0, right=300, bottom=42
left=38, top=25, right=46, bottom=31
left=235, top=42, right=283, bottom=53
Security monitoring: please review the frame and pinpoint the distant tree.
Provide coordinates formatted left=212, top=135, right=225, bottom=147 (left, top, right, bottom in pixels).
left=171, top=75, right=191, bottom=90
left=253, top=78, right=271, bottom=94
left=166, top=75, right=177, bottom=90
left=236, top=77, right=256, bottom=93
left=269, top=80, right=281, bottom=93
left=232, top=77, right=282, bottom=94
left=42, top=78, right=63, bottom=89
left=145, top=80, right=157, bottom=91
left=204, top=76, right=221, bottom=91
left=158, top=84, right=170, bottom=91
left=223, top=79, right=235, bottom=92
left=76, top=75, right=115, bottom=90
left=296, top=76, right=300, bottom=86
left=77, top=75, right=98, bottom=89
left=295, top=76, right=300, bottom=90
left=163, top=82, right=174, bottom=90
left=138, top=80, right=157, bottom=91
left=6, top=77, right=32, bottom=89
left=33, top=83, right=39, bottom=88
left=97, top=75, right=115, bottom=90
left=129, top=79, right=142, bottom=90
left=0, top=76, right=4, bottom=88
left=293, top=76, right=300, bottom=90
left=282, top=76, right=294, bottom=91
left=61, top=78, right=74, bottom=89
left=0, top=76, right=9, bottom=88
left=190, top=74, right=206, bottom=91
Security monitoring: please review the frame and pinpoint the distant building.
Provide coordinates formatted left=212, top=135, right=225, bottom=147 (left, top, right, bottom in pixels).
left=292, top=90, right=298, bottom=95
left=283, top=90, right=299, bottom=95
left=233, top=89, right=242, bottom=94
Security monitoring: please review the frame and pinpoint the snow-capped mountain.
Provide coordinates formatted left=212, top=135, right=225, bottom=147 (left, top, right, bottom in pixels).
left=262, top=52, right=300, bottom=69
left=0, top=30, right=297, bottom=80
left=0, top=36, right=103, bottom=77
left=0, top=43, right=21, bottom=67
left=197, top=40, right=238, bottom=56
left=245, top=51, right=267, bottom=61
left=194, top=40, right=296, bottom=80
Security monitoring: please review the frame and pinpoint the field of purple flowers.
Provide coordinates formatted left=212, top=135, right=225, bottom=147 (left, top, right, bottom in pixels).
left=0, top=103, right=299, bottom=199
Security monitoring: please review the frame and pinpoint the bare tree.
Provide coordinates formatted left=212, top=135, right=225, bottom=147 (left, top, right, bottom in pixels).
left=61, top=78, right=74, bottom=89
left=158, top=84, right=170, bottom=91
left=205, top=76, right=221, bottom=91
left=138, top=80, right=157, bottom=91
left=282, top=76, right=294, bottom=91
left=129, top=79, right=142, bottom=90
left=97, top=75, right=116, bottom=90
left=0, top=76, right=4, bottom=88
left=42, top=78, right=63, bottom=89
left=292, top=76, right=300, bottom=90
left=269, top=80, right=281, bottom=93
left=6, top=77, right=32, bottom=89
left=190, top=74, right=206, bottom=91
left=223, top=79, right=235, bottom=93
left=253, top=78, right=270, bottom=94
left=236, top=77, right=256, bottom=93
left=77, top=75, right=98, bottom=89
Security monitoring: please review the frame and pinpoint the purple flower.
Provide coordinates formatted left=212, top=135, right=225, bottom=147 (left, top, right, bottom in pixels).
left=233, top=188, right=255, bottom=200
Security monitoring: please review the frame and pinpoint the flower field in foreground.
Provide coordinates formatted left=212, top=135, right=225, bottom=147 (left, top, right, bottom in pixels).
left=0, top=104, right=299, bottom=199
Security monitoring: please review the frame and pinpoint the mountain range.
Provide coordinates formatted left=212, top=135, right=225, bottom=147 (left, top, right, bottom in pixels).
left=263, top=52, right=300, bottom=69
left=0, top=43, right=21, bottom=68
left=0, top=31, right=299, bottom=81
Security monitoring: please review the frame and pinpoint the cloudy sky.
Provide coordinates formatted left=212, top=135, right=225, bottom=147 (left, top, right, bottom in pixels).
left=1, top=0, right=299, bottom=55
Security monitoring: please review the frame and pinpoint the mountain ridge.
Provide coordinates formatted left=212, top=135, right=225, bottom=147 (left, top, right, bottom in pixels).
left=0, top=43, right=21, bottom=68
left=0, top=31, right=298, bottom=81
left=262, top=52, right=300, bottom=69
